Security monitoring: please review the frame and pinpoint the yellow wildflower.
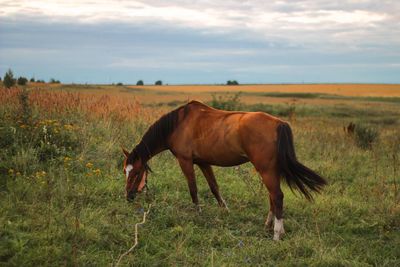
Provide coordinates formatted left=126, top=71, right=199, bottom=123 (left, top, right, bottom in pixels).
left=8, top=169, right=14, bottom=174
left=93, top=169, right=101, bottom=176
left=63, top=124, right=74, bottom=131
left=86, top=162, right=93, bottom=169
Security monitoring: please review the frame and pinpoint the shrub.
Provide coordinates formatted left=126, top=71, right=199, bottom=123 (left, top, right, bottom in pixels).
left=30, top=78, right=35, bottom=82
left=355, top=124, right=379, bottom=149
left=3, top=69, right=16, bottom=88
left=17, top=77, right=28, bottom=86
left=227, top=80, right=239, bottom=85
left=116, top=82, right=123, bottom=86
left=136, top=80, right=144, bottom=86
left=155, top=80, right=162, bottom=86
left=209, top=92, right=242, bottom=111
left=18, top=89, right=32, bottom=125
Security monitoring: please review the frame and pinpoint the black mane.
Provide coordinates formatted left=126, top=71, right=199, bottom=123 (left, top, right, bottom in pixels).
left=128, top=105, right=184, bottom=163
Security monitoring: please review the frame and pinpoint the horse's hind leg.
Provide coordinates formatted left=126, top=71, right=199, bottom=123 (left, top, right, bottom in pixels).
left=265, top=195, right=275, bottom=229
left=198, top=164, right=227, bottom=209
left=260, top=169, right=285, bottom=241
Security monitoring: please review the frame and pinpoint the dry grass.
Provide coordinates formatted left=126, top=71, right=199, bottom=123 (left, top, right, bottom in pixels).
left=138, top=84, right=400, bottom=97
left=21, top=83, right=400, bottom=108
left=0, top=88, right=160, bottom=122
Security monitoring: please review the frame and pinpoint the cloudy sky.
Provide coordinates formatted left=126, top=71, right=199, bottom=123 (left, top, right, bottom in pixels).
left=1, top=0, right=399, bottom=84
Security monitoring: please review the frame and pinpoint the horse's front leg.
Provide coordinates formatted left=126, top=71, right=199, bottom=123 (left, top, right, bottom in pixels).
left=177, top=157, right=200, bottom=211
left=198, top=163, right=228, bottom=209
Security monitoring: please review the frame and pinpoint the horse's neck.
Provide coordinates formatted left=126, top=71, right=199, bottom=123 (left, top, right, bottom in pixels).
left=135, top=140, right=167, bottom=162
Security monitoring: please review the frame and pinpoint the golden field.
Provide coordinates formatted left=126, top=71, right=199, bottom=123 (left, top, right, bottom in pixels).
left=22, top=82, right=400, bottom=109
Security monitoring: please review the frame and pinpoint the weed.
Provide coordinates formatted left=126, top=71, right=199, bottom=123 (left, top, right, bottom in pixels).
left=354, top=124, right=379, bottom=149
left=209, top=92, right=242, bottom=110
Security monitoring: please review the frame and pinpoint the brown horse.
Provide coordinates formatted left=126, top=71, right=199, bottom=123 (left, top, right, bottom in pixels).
left=122, top=100, right=326, bottom=240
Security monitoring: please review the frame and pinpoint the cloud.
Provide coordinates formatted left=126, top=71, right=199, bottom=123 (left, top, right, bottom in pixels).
left=0, top=0, right=399, bottom=83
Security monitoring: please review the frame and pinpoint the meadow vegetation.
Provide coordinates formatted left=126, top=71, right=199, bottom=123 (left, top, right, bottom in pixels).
left=0, top=85, right=399, bottom=266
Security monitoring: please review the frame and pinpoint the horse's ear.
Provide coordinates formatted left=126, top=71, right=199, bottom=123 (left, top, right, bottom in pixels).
left=122, top=147, right=130, bottom=158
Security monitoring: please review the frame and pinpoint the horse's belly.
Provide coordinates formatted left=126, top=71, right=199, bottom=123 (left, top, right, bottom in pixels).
left=192, top=143, right=249, bottom=167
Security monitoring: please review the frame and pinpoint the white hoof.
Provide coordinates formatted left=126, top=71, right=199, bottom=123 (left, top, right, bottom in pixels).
left=273, top=218, right=285, bottom=241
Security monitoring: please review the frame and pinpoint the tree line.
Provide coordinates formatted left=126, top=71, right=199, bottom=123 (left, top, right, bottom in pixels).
left=1, top=69, right=60, bottom=88
left=1, top=69, right=240, bottom=88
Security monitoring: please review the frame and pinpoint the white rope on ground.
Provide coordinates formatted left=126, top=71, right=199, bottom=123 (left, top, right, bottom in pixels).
left=114, top=204, right=152, bottom=267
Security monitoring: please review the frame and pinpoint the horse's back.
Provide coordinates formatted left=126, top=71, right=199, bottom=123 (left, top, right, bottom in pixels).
left=169, top=101, right=283, bottom=167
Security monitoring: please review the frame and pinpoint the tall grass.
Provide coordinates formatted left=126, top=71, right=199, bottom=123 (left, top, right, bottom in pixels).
left=0, top=87, right=399, bottom=266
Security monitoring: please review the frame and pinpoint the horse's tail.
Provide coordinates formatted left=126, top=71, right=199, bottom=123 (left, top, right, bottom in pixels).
left=277, top=122, right=327, bottom=200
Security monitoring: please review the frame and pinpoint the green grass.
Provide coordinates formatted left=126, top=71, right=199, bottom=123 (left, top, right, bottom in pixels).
left=0, top=91, right=399, bottom=266
left=260, top=92, right=400, bottom=104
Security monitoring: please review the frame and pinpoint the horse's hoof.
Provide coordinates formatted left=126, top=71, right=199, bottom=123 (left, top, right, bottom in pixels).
left=264, top=211, right=275, bottom=230
left=264, top=222, right=273, bottom=231
left=273, top=233, right=281, bottom=241
left=196, top=205, right=202, bottom=213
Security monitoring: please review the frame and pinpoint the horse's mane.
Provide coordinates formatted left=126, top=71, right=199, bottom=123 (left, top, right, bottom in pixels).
left=128, top=105, right=185, bottom=163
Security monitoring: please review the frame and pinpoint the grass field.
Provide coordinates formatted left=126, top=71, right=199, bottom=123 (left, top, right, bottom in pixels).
left=1, top=83, right=399, bottom=266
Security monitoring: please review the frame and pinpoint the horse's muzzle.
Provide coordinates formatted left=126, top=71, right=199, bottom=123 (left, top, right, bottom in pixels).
left=126, top=191, right=136, bottom=202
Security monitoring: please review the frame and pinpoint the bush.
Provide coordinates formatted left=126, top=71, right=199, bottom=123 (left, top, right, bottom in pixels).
left=30, top=78, right=35, bottom=82
left=116, top=82, right=123, bottom=86
left=355, top=124, right=379, bottom=149
left=227, top=80, right=239, bottom=85
left=155, top=80, right=162, bottom=86
left=136, top=80, right=144, bottom=86
left=3, top=69, right=16, bottom=88
left=209, top=92, right=242, bottom=111
left=17, top=77, right=28, bottom=86
left=36, top=79, right=45, bottom=83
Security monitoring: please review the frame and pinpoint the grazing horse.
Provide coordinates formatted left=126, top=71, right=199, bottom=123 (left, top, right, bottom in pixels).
left=122, top=100, right=327, bottom=240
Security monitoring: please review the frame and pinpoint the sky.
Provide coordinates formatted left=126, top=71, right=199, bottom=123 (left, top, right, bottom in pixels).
left=0, top=0, right=399, bottom=84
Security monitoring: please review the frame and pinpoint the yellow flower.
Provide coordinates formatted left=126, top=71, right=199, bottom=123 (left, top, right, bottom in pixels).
left=8, top=169, right=14, bottom=174
left=93, top=169, right=101, bottom=176
left=16, top=172, right=21, bottom=176
left=64, top=157, right=72, bottom=162
left=35, top=171, right=46, bottom=178
left=63, top=124, right=74, bottom=131
left=86, top=162, right=93, bottom=169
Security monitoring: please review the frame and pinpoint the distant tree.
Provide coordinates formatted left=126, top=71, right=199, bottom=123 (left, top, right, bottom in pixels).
left=136, top=80, right=144, bottom=86
left=155, top=80, right=162, bottom=86
left=30, top=77, right=35, bottom=82
left=17, top=76, right=28, bottom=85
left=116, top=82, right=123, bottom=86
left=36, top=79, right=45, bottom=83
left=3, top=69, right=16, bottom=88
left=227, top=80, right=239, bottom=85
left=49, top=78, right=61, bottom=84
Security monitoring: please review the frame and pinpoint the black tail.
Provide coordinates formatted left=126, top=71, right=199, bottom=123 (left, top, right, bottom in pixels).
left=277, top=122, right=327, bottom=201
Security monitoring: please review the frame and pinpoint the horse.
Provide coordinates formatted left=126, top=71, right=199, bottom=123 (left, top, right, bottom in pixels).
left=122, top=100, right=327, bottom=240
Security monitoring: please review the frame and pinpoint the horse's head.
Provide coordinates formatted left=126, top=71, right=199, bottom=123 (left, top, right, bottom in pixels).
left=122, top=148, right=149, bottom=202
